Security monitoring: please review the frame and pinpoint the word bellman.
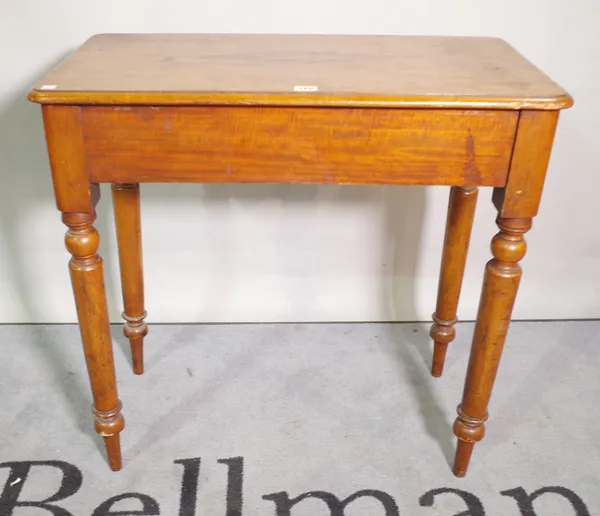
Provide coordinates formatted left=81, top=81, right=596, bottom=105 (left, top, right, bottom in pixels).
left=0, top=457, right=593, bottom=515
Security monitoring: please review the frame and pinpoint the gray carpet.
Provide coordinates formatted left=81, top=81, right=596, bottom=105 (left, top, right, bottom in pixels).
left=1, top=321, right=599, bottom=515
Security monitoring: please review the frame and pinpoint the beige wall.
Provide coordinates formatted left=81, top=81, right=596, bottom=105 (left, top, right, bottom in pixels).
left=0, top=1, right=598, bottom=322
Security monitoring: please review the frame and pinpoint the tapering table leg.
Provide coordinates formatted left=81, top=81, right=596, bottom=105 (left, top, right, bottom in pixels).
left=63, top=211, right=125, bottom=471
left=430, top=186, right=478, bottom=377
left=112, top=183, right=147, bottom=375
left=452, top=217, right=530, bottom=477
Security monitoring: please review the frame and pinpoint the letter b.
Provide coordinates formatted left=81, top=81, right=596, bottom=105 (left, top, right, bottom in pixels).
left=0, top=460, right=82, bottom=515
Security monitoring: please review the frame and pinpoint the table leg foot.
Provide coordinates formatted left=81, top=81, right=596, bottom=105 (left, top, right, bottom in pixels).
left=103, top=434, right=123, bottom=471
left=453, top=440, right=474, bottom=477
left=122, top=311, right=147, bottom=375
left=128, top=334, right=145, bottom=375
left=430, top=315, right=455, bottom=378
left=94, top=401, right=125, bottom=471
left=430, top=186, right=478, bottom=377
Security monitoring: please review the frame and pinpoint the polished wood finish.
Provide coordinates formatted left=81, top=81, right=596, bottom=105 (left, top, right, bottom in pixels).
left=431, top=186, right=478, bottom=377
left=112, top=184, right=147, bottom=375
left=453, top=109, right=560, bottom=475
left=29, top=34, right=572, bottom=477
left=493, top=110, right=560, bottom=218
left=82, top=107, right=517, bottom=186
left=63, top=212, right=124, bottom=471
left=41, top=106, right=94, bottom=213
left=453, top=217, right=531, bottom=476
left=41, top=101, right=125, bottom=471
left=29, top=34, right=572, bottom=110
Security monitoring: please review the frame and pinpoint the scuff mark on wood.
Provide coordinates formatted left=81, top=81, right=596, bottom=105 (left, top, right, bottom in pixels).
left=465, top=131, right=482, bottom=185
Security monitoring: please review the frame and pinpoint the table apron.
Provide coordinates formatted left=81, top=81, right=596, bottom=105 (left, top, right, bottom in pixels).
left=81, top=106, right=518, bottom=186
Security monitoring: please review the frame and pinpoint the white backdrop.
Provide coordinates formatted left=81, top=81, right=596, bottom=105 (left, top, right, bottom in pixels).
left=1, top=1, right=598, bottom=323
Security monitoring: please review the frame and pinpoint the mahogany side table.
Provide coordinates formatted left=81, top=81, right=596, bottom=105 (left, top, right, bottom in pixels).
left=29, top=34, right=572, bottom=476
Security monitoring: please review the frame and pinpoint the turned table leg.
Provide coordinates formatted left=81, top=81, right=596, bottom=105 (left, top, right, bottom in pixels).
left=452, top=217, right=530, bottom=477
left=63, top=212, right=125, bottom=471
left=430, top=186, right=478, bottom=377
left=112, top=183, right=147, bottom=375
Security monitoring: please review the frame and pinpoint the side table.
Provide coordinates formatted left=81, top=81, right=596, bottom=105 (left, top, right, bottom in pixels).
left=28, top=34, right=572, bottom=476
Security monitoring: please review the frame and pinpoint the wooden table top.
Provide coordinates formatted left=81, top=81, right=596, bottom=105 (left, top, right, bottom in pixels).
left=29, top=34, right=572, bottom=110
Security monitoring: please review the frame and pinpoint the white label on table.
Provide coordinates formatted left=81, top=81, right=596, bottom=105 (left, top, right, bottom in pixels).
left=293, top=85, right=318, bottom=92
left=40, top=85, right=58, bottom=90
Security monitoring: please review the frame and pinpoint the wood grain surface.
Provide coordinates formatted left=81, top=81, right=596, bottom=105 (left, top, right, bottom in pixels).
left=493, top=110, right=560, bottom=218
left=430, top=186, right=478, bottom=377
left=29, top=32, right=574, bottom=478
left=63, top=211, right=125, bottom=471
left=453, top=217, right=531, bottom=477
left=112, top=184, right=147, bottom=376
left=82, top=106, right=518, bottom=186
left=41, top=106, right=93, bottom=213
left=29, top=34, right=572, bottom=109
